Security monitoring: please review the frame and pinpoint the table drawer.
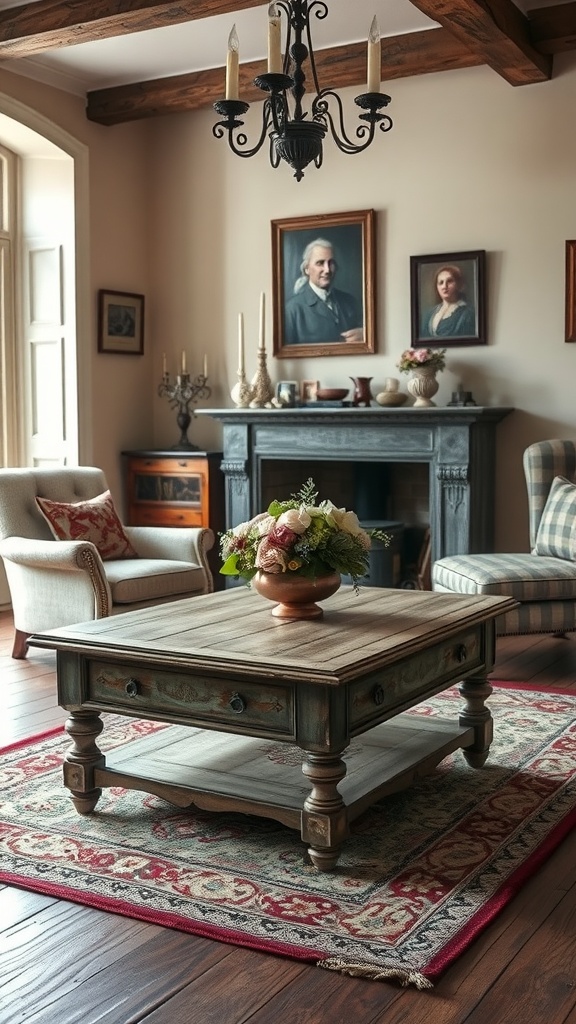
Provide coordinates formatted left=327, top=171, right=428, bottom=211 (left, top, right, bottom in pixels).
left=130, top=506, right=204, bottom=527
left=349, top=627, right=484, bottom=731
left=88, top=660, right=295, bottom=737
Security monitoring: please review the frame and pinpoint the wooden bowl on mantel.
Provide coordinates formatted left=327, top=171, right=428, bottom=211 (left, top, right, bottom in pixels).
left=315, top=388, right=349, bottom=401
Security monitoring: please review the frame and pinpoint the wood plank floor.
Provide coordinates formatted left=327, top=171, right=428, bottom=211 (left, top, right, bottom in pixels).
left=1, top=608, right=575, bottom=1023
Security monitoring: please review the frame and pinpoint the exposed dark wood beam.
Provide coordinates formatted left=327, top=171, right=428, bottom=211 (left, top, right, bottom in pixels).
left=407, top=0, right=551, bottom=84
left=86, top=28, right=484, bottom=125
left=0, top=0, right=263, bottom=57
left=528, top=2, right=576, bottom=54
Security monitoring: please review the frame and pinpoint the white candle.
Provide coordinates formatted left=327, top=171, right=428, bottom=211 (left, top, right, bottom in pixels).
left=226, top=25, right=239, bottom=100
left=162, top=352, right=167, bottom=375
left=367, top=16, right=380, bottom=94
left=267, top=3, right=282, bottom=74
left=203, top=353, right=208, bottom=378
left=181, top=350, right=186, bottom=373
left=259, top=292, right=265, bottom=351
left=238, top=312, right=245, bottom=373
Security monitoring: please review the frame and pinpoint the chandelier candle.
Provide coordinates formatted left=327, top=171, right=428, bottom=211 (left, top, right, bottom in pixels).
left=225, top=25, right=239, bottom=101
left=268, top=4, right=282, bottom=74
left=367, top=17, right=381, bottom=93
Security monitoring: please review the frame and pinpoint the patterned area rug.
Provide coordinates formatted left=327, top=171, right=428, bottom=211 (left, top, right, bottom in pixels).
left=1, top=683, right=575, bottom=989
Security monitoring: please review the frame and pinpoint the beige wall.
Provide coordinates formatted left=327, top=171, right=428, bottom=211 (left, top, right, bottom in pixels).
left=2, top=52, right=576, bottom=549
left=147, top=53, right=576, bottom=550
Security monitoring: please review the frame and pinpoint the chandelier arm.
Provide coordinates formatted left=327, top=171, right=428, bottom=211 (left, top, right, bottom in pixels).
left=313, top=91, right=392, bottom=154
left=304, top=0, right=328, bottom=96
left=213, top=99, right=275, bottom=159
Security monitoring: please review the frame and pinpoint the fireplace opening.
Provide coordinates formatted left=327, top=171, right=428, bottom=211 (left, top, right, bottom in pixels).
left=259, top=459, right=431, bottom=589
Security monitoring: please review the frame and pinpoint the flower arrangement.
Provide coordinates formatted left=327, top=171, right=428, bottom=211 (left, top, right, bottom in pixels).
left=397, top=347, right=446, bottom=373
left=220, top=479, right=389, bottom=588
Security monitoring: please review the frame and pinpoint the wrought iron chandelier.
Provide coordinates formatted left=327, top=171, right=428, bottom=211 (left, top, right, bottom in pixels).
left=212, top=1, right=393, bottom=182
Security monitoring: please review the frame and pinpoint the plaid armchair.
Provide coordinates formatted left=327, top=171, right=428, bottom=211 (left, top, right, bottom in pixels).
left=432, top=439, right=576, bottom=637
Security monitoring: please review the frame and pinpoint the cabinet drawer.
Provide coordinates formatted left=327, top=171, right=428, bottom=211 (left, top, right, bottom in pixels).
left=129, top=506, right=204, bottom=528
left=88, top=660, right=295, bottom=738
left=132, top=457, right=206, bottom=474
left=349, top=627, right=484, bottom=731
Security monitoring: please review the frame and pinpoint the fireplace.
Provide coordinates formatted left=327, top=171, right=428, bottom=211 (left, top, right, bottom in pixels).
left=198, top=406, right=513, bottom=587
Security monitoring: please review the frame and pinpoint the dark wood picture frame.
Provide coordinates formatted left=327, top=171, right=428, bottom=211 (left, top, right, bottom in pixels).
left=565, top=241, right=576, bottom=342
left=98, top=289, right=145, bottom=355
left=271, top=209, right=376, bottom=359
left=410, top=250, right=486, bottom=348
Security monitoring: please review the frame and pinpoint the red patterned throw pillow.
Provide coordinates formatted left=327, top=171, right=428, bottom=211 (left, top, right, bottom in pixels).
left=36, top=490, right=138, bottom=561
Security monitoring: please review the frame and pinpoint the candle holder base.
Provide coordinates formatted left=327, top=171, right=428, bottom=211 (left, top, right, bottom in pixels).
left=249, top=349, right=274, bottom=408
left=231, top=370, right=253, bottom=408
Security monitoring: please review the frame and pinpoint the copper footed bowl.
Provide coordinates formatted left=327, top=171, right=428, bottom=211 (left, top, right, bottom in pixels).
left=252, top=571, right=341, bottom=619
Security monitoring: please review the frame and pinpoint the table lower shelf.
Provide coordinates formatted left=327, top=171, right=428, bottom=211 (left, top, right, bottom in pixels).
left=92, top=714, right=475, bottom=833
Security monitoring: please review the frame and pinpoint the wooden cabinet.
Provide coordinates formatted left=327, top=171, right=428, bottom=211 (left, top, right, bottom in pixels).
left=122, top=450, right=225, bottom=583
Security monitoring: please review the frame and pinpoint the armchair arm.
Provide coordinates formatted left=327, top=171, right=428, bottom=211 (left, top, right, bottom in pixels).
left=123, top=526, right=215, bottom=563
left=0, top=536, right=112, bottom=631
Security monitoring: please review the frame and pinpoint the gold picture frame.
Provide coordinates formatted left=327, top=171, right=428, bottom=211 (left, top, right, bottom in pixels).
left=271, top=209, right=376, bottom=359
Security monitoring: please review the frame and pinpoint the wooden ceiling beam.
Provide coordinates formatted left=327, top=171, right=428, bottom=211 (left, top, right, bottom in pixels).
left=0, top=0, right=262, bottom=57
left=407, top=0, right=551, bottom=84
left=528, top=2, right=576, bottom=54
left=86, top=28, right=484, bottom=125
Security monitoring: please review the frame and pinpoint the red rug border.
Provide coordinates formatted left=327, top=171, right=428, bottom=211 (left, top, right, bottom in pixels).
left=2, top=679, right=575, bottom=982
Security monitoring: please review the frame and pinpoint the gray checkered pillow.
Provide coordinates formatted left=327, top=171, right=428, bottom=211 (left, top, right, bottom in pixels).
left=534, top=475, right=576, bottom=560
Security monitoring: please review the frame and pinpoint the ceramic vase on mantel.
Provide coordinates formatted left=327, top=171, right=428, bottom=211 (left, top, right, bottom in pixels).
left=252, top=571, right=341, bottom=619
left=407, top=366, right=440, bottom=407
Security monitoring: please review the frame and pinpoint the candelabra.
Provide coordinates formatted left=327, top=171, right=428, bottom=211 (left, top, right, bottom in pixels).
left=158, top=371, right=211, bottom=450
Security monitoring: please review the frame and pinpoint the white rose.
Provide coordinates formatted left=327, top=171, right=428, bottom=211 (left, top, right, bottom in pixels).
left=329, top=507, right=363, bottom=536
left=277, top=507, right=311, bottom=534
left=256, top=514, right=276, bottom=537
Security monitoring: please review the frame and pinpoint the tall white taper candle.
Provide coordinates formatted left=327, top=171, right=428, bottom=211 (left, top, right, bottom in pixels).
left=238, top=312, right=245, bottom=372
left=267, top=3, right=282, bottom=74
left=259, top=292, right=266, bottom=350
left=367, top=17, right=381, bottom=93
left=226, top=25, right=239, bottom=100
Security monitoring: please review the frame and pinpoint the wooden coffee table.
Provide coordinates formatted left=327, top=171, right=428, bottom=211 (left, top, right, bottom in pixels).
left=31, top=586, right=516, bottom=871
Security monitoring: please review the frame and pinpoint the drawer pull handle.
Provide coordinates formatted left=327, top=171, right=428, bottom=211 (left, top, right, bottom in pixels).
left=229, top=692, right=246, bottom=714
left=373, top=685, right=385, bottom=706
left=125, top=678, right=140, bottom=697
left=455, top=644, right=468, bottom=663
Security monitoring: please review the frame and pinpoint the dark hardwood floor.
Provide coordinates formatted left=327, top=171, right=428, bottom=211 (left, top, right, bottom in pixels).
left=1, top=608, right=575, bottom=1023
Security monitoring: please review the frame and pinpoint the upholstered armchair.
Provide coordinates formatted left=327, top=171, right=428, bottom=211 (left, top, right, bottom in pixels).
left=432, top=439, right=576, bottom=637
left=0, top=466, right=215, bottom=659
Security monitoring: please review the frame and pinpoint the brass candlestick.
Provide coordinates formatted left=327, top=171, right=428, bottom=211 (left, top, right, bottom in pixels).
left=158, top=371, right=211, bottom=450
left=249, top=347, right=274, bottom=408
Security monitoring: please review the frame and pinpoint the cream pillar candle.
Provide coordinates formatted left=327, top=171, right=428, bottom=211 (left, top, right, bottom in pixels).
left=259, top=292, right=266, bottom=350
left=181, top=350, right=186, bottom=373
left=203, top=353, right=208, bottom=378
left=367, top=16, right=380, bottom=93
left=267, top=3, right=282, bottom=74
left=226, top=25, right=239, bottom=100
left=238, top=312, right=245, bottom=372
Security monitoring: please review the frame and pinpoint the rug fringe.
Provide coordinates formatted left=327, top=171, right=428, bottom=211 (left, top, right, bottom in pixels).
left=318, top=958, right=433, bottom=989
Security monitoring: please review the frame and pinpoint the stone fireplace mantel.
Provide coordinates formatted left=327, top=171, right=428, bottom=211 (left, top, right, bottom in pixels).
left=198, top=406, right=514, bottom=566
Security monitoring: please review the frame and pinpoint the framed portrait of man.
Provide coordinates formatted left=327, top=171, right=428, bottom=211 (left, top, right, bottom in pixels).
left=271, top=209, right=376, bottom=359
left=410, top=250, right=487, bottom=349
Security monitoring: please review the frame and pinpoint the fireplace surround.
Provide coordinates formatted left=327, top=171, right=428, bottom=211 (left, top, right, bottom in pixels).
left=198, top=406, right=513, bottom=582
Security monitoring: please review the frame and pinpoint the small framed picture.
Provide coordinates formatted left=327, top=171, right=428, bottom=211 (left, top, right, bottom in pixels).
left=300, top=379, right=319, bottom=402
left=275, top=380, right=299, bottom=407
left=98, top=289, right=144, bottom=355
left=271, top=209, right=376, bottom=359
left=566, top=240, right=576, bottom=342
left=410, top=250, right=486, bottom=348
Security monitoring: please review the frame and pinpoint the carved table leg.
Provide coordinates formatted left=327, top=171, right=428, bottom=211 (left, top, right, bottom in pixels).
left=458, top=674, right=494, bottom=767
left=301, top=751, right=349, bottom=871
left=63, top=711, right=106, bottom=813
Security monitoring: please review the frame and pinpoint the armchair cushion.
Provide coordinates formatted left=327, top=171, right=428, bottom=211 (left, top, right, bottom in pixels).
left=533, top=475, right=576, bottom=560
left=105, top=558, right=207, bottom=604
left=36, top=490, right=138, bottom=561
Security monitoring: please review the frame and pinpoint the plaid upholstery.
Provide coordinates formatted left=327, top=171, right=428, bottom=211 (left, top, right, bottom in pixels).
left=534, top=476, right=576, bottom=560
left=524, top=439, right=576, bottom=548
left=432, top=439, right=576, bottom=637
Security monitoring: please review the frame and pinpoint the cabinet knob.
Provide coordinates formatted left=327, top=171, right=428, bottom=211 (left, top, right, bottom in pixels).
left=125, top=678, right=140, bottom=697
left=373, top=684, right=385, bottom=706
left=455, top=644, right=468, bottom=663
left=228, top=692, right=246, bottom=714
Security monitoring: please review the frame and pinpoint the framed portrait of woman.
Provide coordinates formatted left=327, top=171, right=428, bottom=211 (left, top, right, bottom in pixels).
left=410, top=250, right=487, bottom=348
left=271, top=209, right=376, bottom=359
